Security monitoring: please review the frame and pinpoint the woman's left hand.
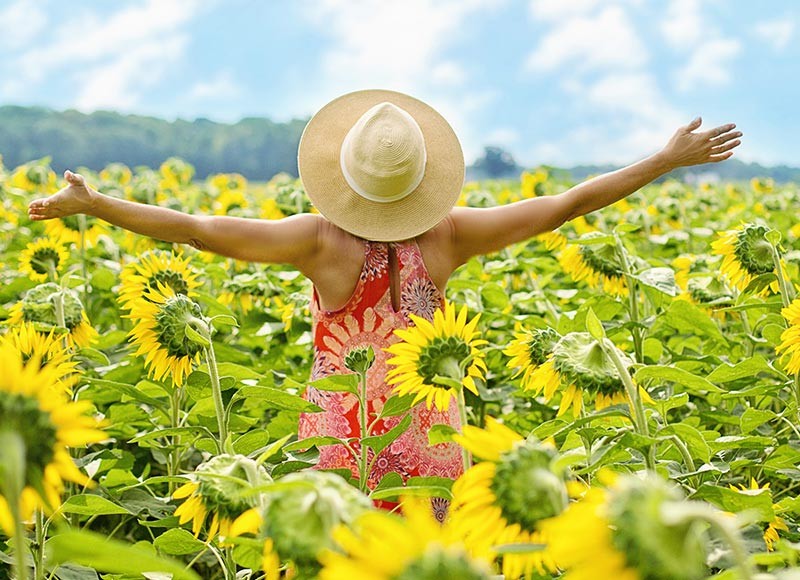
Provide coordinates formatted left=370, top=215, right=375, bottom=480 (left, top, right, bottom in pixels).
left=659, top=117, right=742, bottom=170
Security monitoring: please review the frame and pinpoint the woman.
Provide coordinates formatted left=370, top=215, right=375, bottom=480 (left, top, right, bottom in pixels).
left=27, top=89, right=742, bottom=492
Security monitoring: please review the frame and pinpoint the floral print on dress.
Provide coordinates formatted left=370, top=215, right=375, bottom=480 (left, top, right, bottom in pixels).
left=298, top=237, right=463, bottom=497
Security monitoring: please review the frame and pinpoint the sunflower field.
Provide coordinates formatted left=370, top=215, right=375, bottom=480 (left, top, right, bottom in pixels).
left=2, top=156, right=800, bottom=579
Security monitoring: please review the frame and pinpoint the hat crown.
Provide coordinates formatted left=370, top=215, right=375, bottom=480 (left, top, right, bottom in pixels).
left=340, top=102, right=427, bottom=203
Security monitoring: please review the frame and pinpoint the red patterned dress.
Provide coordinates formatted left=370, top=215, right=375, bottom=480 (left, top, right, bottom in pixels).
left=297, top=239, right=463, bottom=512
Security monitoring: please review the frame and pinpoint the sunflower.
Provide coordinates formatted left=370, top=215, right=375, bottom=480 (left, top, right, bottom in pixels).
left=777, top=298, right=800, bottom=375
left=8, top=283, right=98, bottom=348
left=449, top=418, right=565, bottom=578
left=537, top=230, right=567, bottom=251
left=118, top=249, right=200, bottom=312
left=385, top=302, right=488, bottom=411
left=214, top=189, right=249, bottom=216
left=44, top=214, right=108, bottom=247
left=541, top=473, right=712, bottom=580
left=1, top=321, right=77, bottom=388
left=711, top=223, right=779, bottom=293
left=524, top=332, right=650, bottom=418
left=0, top=341, right=105, bottom=535
left=125, top=283, right=207, bottom=386
left=260, top=198, right=286, bottom=220
left=18, top=237, right=69, bottom=282
left=173, top=454, right=271, bottom=540
left=728, top=478, right=788, bottom=552
left=558, top=233, right=628, bottom=296
left=318, top=495, right=493, bottom=580
left=504, top=327, right=561, bottom=392
left=218, top=272, right=276, bottom=315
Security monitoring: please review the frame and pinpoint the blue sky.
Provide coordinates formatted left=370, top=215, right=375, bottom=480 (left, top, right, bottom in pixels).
left=0, top=0, right=797, bottom=167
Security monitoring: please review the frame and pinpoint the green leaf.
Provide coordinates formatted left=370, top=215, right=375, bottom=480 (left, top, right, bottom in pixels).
left=427, top=424, right=458, bottom=446
left=84, top=378, right=165, bottom=409
left=662, top=300, right=727, bottom=345
left=370, top=476, right=453, bottom=501
left=761, top=323, right=785, bottom=346
left=48, top=529, right=201, bottom=580
left=707, top=355, right=784, bottom=383
left=481, top=282, right=509, bottom=309
left=234, top=385, right=321, bottom=413
left=76, top=347, right=110, bottom=366
left=378, top=394, right=417, bottom=418
left=308, top=374, right=359, bottom=394
left=153, top=528, right=205, bottom=556
left=585, top=308, right=605, bottom=340
left=210, top=314, right=239, bottom=327
left=283, top=436, right=347, bottom=452
left=635, top=267, right=679, bottom=296
left=233, top=430, right=271, bottom=456
left=691, top=484, right=774, bottom=521
left=658, top=424, right=711, bottom=463
left=740, top=408, right=776, bottom=434
left=129, top=427, right=210, bottom=445
left=362, top=415, right=413, bottom=456
left=634, top=365, right=723, bottom=393
left=61, top=494, right=132, bottom=516
left=765, top=229, right=782, bottom=246
left=184, top=324, right=210, bottom=348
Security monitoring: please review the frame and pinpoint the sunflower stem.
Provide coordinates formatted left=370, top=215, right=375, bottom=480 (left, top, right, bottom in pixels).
left=600, top=339, right=654, bottom=470
left=768, top=242, right=794, bottom=309
left=0, top=431, right=31, bottom=580
left=614, top=234, right=644, bottom=363
left=457, top=388, right=472, bottom=473
left=33, top=509, right=47, bottom=580
left=357, top=370, right=369, bottom=494
left=202, top=334, right=228, bottom=452
left=78, top=214, right=89, bottom=309
left=169, top=387, right=183, bottom=494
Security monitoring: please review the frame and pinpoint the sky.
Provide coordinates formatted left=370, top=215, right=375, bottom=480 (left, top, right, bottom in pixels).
left=0, top=0, right=797, bottom=167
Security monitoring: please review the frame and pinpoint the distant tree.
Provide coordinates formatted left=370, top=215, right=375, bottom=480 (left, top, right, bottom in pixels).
left=472, top=146, right=521, bottom=178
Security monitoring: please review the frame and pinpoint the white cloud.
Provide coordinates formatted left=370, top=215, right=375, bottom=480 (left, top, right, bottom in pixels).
left=661, top=0, right=704, bottom=47
left=528, top=0, right=602, bottom=21
left=525, top=6, right=646, bottom=72
left=754, top=18, right=795, bottom=52
left=676, top=38, right=741, bottom=92
left=189, top=71, right=243, bottom=101
left=0, top=0, right=47, bottom=50
left=485, top=127, right=520, bottom=147
left=430, top=62, right=467, bottom=87
left=4, top=0, right=204, bottom=109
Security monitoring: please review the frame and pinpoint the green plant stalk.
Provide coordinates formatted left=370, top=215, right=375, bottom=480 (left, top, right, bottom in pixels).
left=32, top=509, right=47, bottom=580
left=0, top=431, right=31, bottom=580
left=202, top=337, right=228, bottom=451
left=168, top=387, right=183, bottom=494
left=457, top=388, right=471, bottom=473
left=614, top=235, right=644, bottom=363
left=78, top=214, right=89, bottom=308
left=357, top=370, right=369, bottom=494
left=601, top=338, right=655, bottom=470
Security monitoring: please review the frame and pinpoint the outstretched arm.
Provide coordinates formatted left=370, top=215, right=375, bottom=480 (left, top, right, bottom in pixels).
left=448, top=118, right=742, bottom=264
left=28, top=171, right=321, bottom=268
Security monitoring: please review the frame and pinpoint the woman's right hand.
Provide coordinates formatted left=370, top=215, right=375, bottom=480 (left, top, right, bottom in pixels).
left=28, top=170, right=97, bottom=221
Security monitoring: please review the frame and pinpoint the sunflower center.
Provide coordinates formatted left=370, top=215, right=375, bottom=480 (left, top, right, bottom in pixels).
left=608, top=478, right=707, bottom=580
left=553, top=333, right=625, bottom=397
left=31, top=247, right=60, bottom=275
left=417, top=337, right=471, bottom=386
left=490, top=444, right=568, bottom=530
left=393, top=549, right=489, bottom=580
left=0, top=394, right=58, bottom=474
left=154, top=295, right=206, bottom=358
left=579, top=242, right=624, bottom=278
left=733, top=225, right=774, bottom=275
left=21, top=283, right=86, bottom=330
left=149, top=270, right=190, bottom=296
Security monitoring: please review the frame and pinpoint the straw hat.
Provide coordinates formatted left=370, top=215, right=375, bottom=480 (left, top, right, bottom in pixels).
left=297, top=89, right=465, bottom=242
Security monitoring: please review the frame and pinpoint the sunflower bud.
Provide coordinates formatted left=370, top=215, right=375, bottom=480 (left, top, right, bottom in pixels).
left=344, top=345, right=375, bottom=374
left=19, top=283, right=84, bottom=331
left=195, top=454, right=272, bottom=519
left=260, top=470, right=372, bottom=576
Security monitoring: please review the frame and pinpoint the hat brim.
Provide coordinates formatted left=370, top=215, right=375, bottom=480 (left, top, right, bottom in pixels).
left=298, top=89, right=465, bottom=242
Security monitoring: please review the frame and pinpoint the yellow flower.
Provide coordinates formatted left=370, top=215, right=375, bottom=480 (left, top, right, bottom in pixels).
left=318, top=496, right=493, bottom=580
left=18, top=237, right=70, bottom=283
left=260, top=198, right=286, bottom=220
left=118, top=249, right=200, bottom=312
left=711, top=224, right=779, bottom=293
left=1, top=322, right=77, bottom=389
left=44, top=214, right=108, bottom=248
left=173, top=454, right=270, bottom=540
left=0, top=341, right=105, bottom=535
left=558, top=234, right=627, bottom=297
left=385, top=302, right=487, bottom=411
left=524, top=333, right=651, bottom=418
left=8, top=283, right=98, bottom=349
left=537, top=230, right=567, bottom=251
left=450, top=418, right=564, bottom=578
left=504, top=327, right=560, bottom=392
left=214, top=189, right=249, bottom=215
left=541, top=474, right=711, bottom=580
left=125, top=284, right=206, bottom=386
